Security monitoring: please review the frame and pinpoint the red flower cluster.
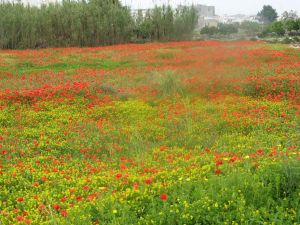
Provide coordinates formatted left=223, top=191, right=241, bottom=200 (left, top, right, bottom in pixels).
left=160, top=194, right=168, bottom=201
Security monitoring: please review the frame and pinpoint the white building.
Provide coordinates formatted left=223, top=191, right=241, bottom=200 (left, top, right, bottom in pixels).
left=219, top=14, right=259, bottom=24
left=193, top=4, right=219, bottom=29
left=194, top=4, right=215, bottom=17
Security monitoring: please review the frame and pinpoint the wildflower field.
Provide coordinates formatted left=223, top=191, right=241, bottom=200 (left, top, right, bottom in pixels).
left=0, top=41, right=299, bottom=224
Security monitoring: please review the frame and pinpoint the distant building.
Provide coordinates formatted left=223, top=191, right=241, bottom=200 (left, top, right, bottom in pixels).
left=198, top=16, right=219, bottom=29
left=133, top=4, right=261, bottom=31
left=220, top=14, right=260, bottom=24
left=194, top=4, right=215, bottom=17
left=193, top=4, right=218, bottom=29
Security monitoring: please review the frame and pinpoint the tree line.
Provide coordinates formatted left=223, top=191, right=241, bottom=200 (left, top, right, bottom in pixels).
left=257, top=6, right=300, bottom=37
left=265, top=15, right=300, bottom=37
left=0, top=0, right=198, bottom=49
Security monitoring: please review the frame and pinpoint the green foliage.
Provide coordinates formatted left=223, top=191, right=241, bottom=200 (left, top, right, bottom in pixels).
left=0, top=42, right=299, bottom=224
left=260, top=18, right=300, bottom=37
left=96, top=100, right=156, bottom=124
left=285, top=19, right=300, bottom=32
left=260, top=161, right=300, bottom=200
left=271, top=21, right=285, bottom=36
left=133, top=5, right=198, bottom=41
left=0, top=0, right=133, bottom=48
left=0, top=109, right=15, bottom=127
left=200, top=21, right=262, bottom=38
left=0, top=2, right=198, bottom=49
left=240, top=21, right=261, bottom=36
left=173, top=6, right=198, bottom=40
left=218, top=23, right=239, bottom=35
left=155, top=52, right=176, bottom=59
left=200, top=26, right=218, bottom=35
left=156, top=72, right=185, bottom=97
left=200, top=23, right=238, bottom=36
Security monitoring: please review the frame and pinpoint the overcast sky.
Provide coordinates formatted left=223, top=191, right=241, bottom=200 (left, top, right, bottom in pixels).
left=121, top=0, right=300, bottom=15
left=23, top=0, right=300, bottom=16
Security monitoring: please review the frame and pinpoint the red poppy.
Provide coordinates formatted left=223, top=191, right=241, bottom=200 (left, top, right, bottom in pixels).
left=24, top=219, right=31, bottom=224
left=41, top=176, right=48, bottom=182
left=160, top=146, right=166, bottom=151
left=39, top=204, right=46, bottom=210
left=61, top=209, right=68, bottom=217
left=61, top=196, right=67, bottom=202
left=144, top=178, right=153, bottom=185
left=133, top=182, right=139, bottom=190
left=160, top=193, right=168, bottom=201
left=83, top=185, right=89, bottom=191
left=52, top=204, right=60, bottom=210
left=13, top=209, right=19, bottom=213
left=215, top=169, right=221, bottom=175
left=87, top=193, right=97, bottom=201
left=16, top=215, right=24, bottom=222
left=76, top=196, right=83, bottom=201
left=17, top=197, right=24, bottom=202
left=229, top=155, right=238, bottom=163
left=116, top=174, right=122, bottom=179
left=216, top=159, right=223, bottom=166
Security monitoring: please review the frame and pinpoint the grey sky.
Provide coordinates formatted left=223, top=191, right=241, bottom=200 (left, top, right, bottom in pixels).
left=121, top=0, right=300, bottom=15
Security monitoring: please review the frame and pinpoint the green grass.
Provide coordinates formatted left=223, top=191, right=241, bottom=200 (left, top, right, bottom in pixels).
left=0, top=41, right=299, bottom=225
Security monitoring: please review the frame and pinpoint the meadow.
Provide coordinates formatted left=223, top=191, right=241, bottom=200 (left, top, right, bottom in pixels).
left=0, top=41, right=299, bottom=224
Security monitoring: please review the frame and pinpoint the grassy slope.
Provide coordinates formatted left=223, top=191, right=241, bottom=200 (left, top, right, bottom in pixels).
left=0, top=41, right=299, bottom=224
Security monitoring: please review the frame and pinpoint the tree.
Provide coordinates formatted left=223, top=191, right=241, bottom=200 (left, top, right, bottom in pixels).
left=285, top=19, right=299, bottom=32
left=271, top=21, right=285, bottom=36
left=240, top=21, right=261, bottom=36
left=173, top=6, right=198, bottom=40
left=200, top=26, right=218, bottom=36
left=281, top=10, right=298, bottom=21
left=200, top=23, right=238, bottom=36
left=218, top=23, right=238, bottom=35
left=257, top=5, right=278, bottom=24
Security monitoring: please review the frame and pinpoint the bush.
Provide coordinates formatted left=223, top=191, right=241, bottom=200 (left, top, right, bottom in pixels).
left=259, top=161, right=300, bottom=200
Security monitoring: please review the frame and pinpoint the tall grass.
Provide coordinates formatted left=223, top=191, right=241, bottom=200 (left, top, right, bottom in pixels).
left=0, top=1, right=198, bottom=49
